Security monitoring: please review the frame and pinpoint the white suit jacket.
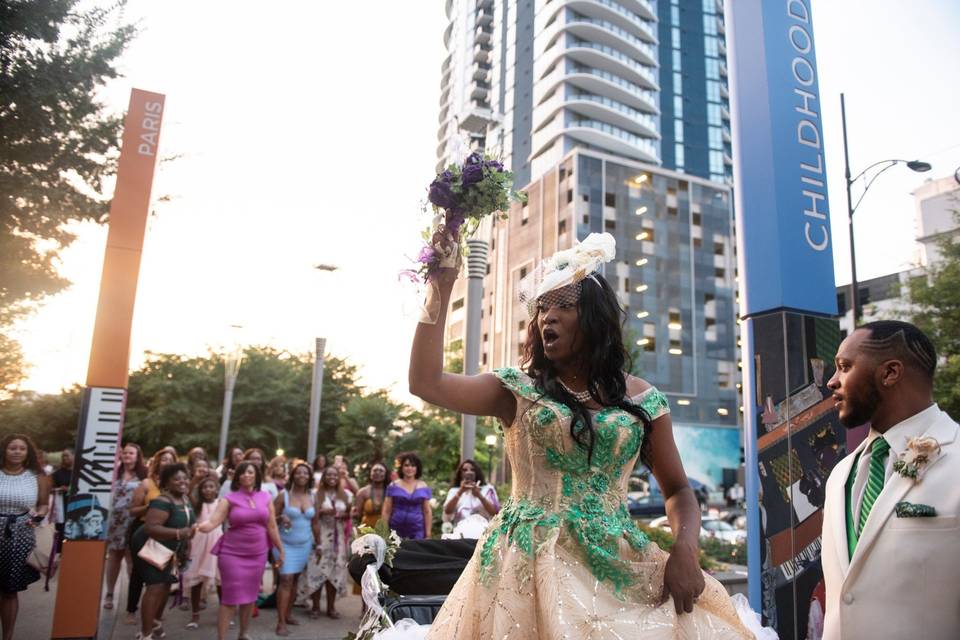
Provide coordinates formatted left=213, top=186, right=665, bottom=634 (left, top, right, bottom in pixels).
left=821, top=406, right=960, bottom=640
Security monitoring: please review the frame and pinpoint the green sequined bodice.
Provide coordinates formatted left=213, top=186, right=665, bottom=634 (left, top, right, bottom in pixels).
left=478, top=367, right=671, bottom=596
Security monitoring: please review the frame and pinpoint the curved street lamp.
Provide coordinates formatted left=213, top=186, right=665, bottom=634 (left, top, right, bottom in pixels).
left=840, top=94, right=931, bottom=324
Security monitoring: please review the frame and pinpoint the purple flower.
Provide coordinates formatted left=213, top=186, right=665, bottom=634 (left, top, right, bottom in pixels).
left=484, top=159, right=504, bottom=172
left=417, top=245, right=436, bottom=265
left=428, top=173, right=456, bottom=209
left=462, top=162, right=484, bottom=186
left=464, top=152, right=484, bottom=167
left=446, top=211, right=466, bottom=237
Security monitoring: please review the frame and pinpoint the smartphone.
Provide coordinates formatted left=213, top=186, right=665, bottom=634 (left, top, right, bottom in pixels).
left=463, top=470, right=476, bottom=484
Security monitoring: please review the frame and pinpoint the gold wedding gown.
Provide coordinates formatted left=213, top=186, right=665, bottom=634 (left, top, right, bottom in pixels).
left=425, top=368, right=754, bottom=639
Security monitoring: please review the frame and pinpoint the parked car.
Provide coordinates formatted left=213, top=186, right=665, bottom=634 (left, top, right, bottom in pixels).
left=648, top=515, right=746, bottom=543
left=626, top=494, right=666, bottom=518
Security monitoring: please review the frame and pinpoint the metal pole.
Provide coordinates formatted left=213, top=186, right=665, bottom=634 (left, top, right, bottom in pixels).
left=218, top=349, right=242, bottom=464
left=840, top=93, right=860, bottom=325
left=307, top=337, right=327, bottom=463
left=461, top=236, right=489, bottom=461
left=487, top=444, right=494, bottom=481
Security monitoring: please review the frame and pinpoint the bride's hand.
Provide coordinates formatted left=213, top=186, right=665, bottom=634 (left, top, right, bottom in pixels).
left=660, top=540, right=705, bottom=615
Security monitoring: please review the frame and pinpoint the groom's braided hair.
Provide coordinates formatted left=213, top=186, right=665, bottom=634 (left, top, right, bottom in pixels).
left=858, top=320, right=937, bottom=381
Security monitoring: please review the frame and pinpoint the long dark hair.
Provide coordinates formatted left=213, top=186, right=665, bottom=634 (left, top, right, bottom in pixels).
left=520, top=273, right=653, bottom=466
left=231, top=460, right=263, bottom=492
left=452, top=459, right=486, bottom=487
left=0, top=433, right=42, bottom=474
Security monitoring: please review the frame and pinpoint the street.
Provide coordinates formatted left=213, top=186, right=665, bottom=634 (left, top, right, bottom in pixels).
left=16, top=570, right=362, bottom=640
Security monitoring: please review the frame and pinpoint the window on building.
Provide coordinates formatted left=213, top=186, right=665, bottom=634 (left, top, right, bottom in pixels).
left=486, top=263, right=491, bottom=275
left=693, top=212, right=702, bottom=226
left=674, top=119, right=684, bottom=143
left=482, top=353, right=488, bottom=365
left=521, top=205, right=529, bottom=225
left=705, top=293, right=715, bottom=303
left=642, top=226, right=655, bottom=242
left=668, top=206, right=678, bottom=217
left=705, top=317, right=717, bottom=328
left=674, top=96, right=683, bottom=117
left=624, top=277, right=630, bottom=292
left=714, top=241, right=725, bottom=255
left=671, top=5, right=680, bottom=23
left=715, top=267, right=725, bottom=278
left=519, top=320, right=526, bottom=332
left=644, top=336, right=656, bottom=352
left=669, top=310, right=681, bottom=324
left=567, top=189, right=573, bottom=203
left=605, top=192, right=616, bottom=207
left=673, top=72, right=683, bottom=92
left=452, top=298, right=464, bottom=311
left=483, top=333, right=488, bottom=342
left=675, top=144, right=685, bottom=166
left=558, top=219, right=567, bottom=234
left=672, top=49, right=682, bottom=70
left=672, top=27, right=681, bottom=48
left=693, top=237, right=702, bottom=248
left=582, top=193, right=589, bottom=202
left=519, top=266, right=528, bottom=279
left=604, top=219, right=616, bottom=231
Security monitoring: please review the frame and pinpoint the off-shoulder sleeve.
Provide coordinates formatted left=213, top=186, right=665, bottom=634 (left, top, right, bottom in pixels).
left=632, top=386, right=670, bottom=420
left=492, top=367, right=542, bottom=402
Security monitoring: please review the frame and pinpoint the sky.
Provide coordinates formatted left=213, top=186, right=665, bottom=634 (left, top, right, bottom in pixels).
left=13, top=0, right=960, bottom=400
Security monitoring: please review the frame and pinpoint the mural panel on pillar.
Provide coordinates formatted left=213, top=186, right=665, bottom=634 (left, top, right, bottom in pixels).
left=726, top=0, right=841, bottom=638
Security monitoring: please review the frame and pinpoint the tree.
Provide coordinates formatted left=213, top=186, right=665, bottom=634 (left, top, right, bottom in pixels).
left=122, top=346, right=362, bottom=459
left=1, top=1, right=136, bottom=386
left=0, top=385, right=82, bottom=452
left=334, top=392, right=404, bottom=469
left=909, top=210, right=960, bottom=416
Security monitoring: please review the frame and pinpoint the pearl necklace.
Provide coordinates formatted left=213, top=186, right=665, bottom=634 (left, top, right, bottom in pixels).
left=558, top=379, right=593, bottom=403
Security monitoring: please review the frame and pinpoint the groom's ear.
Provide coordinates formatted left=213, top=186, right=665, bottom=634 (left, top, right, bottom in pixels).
left=877, top=358, right=905, bottom=389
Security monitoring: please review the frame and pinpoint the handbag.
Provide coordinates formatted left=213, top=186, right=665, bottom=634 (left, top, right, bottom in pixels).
left=27, top=522, right=56, bottom=575
left=137, top=537, right=174, bottom=570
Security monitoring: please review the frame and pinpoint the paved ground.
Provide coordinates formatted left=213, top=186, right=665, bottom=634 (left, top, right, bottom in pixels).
left=17, top=569, right=363, bottom=640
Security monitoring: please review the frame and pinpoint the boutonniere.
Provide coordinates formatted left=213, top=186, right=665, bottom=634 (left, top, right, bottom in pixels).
left=892, top=436, right=942, bottom=481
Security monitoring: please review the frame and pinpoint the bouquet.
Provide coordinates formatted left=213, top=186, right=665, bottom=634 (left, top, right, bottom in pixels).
left=409, top=152, right=526, bottom=283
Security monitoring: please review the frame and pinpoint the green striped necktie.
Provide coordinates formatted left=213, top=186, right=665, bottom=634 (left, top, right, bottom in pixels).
left=858, top=436, right=891, bottom=533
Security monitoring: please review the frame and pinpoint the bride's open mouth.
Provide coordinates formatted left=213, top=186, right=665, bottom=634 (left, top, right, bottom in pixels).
left=543, top=327, right=559, bottom=349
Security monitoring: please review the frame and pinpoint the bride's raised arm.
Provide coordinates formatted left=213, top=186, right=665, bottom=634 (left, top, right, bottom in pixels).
left=408, top=265, right=515, bottom=425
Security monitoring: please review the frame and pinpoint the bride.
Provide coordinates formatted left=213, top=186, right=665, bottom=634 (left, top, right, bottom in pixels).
left=405, top=231, right=764, bottom=639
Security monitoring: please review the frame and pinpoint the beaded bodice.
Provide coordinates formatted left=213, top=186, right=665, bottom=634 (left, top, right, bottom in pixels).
left=479, top=367, right=670, bottom=595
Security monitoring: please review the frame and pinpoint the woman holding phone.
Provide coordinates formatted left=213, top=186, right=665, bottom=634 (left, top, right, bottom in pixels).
left=442, top=459, right=499, bottom=530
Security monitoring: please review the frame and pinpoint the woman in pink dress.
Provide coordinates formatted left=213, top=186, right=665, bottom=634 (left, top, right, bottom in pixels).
left=198, top=461, right=284, bottom=640
left=183, top=474, right=222, bottom=630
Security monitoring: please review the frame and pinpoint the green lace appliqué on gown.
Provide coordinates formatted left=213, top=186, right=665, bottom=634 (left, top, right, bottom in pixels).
left=479, top=367, right=671, bottom=596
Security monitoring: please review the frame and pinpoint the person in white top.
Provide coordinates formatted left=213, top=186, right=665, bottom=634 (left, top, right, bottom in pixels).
left=442, top=459, right=499, bottom=537
left=822, top=320, right=960, bottom=640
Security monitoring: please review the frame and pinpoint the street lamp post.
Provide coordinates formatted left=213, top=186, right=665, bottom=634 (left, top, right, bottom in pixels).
left=840, top=93, right=931, bottom=324
left=485, top=434, right=497, bottom=483
left=217, top=346, right=243, bottom=464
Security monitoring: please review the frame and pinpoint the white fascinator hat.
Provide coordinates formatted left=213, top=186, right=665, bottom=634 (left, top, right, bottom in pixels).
left=517, top=232, right=617, bottom=316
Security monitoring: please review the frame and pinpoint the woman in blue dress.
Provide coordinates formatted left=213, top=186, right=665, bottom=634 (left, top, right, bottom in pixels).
left=273, top=461, right=315, bottom=636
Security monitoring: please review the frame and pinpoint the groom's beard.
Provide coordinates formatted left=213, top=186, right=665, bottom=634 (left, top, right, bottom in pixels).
left=838, top=378, right=882, bottom=429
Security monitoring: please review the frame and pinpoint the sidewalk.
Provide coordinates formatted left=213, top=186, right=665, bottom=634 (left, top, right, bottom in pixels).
left=17, top=570, right=362, bottom=640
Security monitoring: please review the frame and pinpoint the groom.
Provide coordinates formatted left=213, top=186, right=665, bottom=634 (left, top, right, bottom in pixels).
left=821, top=320, right=960, bottom=639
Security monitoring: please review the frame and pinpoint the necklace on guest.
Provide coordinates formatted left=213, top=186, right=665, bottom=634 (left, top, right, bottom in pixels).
left=558, top=379, right=593, bottom=403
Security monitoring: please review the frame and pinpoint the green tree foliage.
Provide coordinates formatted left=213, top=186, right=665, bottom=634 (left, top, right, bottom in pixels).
left=122, top=346, right=360, bottom=460
left=909, top=210, right=960, bottom=416
left=1, top=1, right=137, bottom=388
left=0, top=385, right=82, bottom=452
left=334, top=392, right=404, bottom=467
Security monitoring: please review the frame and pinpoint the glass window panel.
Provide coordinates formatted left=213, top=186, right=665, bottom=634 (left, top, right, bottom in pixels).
left=672, top=27, right=681, bottom=48
left=672, top=49, right=682, bottom=70
left=673, top=72, right=683, bottom=93
left=674, top=119, right=684, bottom=142
left=704, top=35, right=718, bottom=57
left=674, top=96, right=683, bottom=117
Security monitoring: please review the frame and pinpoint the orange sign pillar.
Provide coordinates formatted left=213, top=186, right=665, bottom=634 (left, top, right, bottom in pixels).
left=51, top=88, right=165, bottom=639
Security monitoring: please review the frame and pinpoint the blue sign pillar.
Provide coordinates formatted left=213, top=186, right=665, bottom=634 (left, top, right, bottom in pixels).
left=726, top=1, right=842, bottom=638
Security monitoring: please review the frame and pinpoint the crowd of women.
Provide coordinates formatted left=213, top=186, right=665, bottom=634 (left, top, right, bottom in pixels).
left=0, top=431, right=501, bottom=640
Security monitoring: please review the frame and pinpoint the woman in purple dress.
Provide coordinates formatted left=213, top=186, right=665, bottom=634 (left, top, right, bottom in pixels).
left=198, top=461, right=284, bottom=640
left=381, top=452, right=433, bottom=539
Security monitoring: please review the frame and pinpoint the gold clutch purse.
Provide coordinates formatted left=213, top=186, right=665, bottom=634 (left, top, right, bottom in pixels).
left=137, top=538, right=174, bottom=570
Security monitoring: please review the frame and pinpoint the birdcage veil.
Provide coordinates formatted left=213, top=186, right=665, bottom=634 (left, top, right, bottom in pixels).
left=517, top=233, right=616, bottom=317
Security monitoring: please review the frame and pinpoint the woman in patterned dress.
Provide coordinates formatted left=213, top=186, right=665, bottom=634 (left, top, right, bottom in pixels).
left=300, top=465, right=352, bottom=619
left=0, top=434, right=49, bottom=640
left=103, top=443, right=148, bottom=610
left=407, top=233, right=758, bottom=639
